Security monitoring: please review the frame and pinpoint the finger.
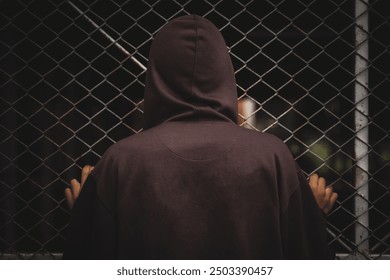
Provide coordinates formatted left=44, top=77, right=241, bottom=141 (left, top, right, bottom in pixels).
left=324, top=185, right=334, bottom=201
left=319, top=186, right=333, bottom=212
left=317, top=177, right=327, bottom=197
left=70, top=179, right=81, bottom=198
left=318, top=177, right=326, bottom=189
left=323, top=192, right=338, bottom=214
left=309, top=173, right=319, bottom=189
left=330, top=192, right=338, bottom=207
left=81, top=165, right=94, bottom=188
left=65, top=188, right=75, bottom=210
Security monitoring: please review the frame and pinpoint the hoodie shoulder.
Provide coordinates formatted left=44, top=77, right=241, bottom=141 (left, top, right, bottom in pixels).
left=236, top=126, right=292, bottom=155
left=105, top=129, right=160, bottom=157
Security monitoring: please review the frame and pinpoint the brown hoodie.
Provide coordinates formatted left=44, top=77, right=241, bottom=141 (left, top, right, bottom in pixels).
left=63, top=15, right=331, bottom=259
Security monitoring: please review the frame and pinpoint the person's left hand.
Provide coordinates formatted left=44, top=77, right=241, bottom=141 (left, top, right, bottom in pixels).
left=65, top=165, right=94, bottom=210
left=309, top=173, right=338, bottom=215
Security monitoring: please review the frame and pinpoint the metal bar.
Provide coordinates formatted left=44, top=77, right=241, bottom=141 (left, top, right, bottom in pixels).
left=354, top=0, right=370, bottom=258
left=67, top=0, right=147, bottom=71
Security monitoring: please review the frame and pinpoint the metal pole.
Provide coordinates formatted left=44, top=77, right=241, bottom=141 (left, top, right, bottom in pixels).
left=354, top=0, right=370, bottom=258
left=67, top=1, right=147, bottom=71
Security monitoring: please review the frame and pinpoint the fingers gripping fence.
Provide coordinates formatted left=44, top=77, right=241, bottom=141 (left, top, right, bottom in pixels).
left=0, top=0, right=389, bottom=259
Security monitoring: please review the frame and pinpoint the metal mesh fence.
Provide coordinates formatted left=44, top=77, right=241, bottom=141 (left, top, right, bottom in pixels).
left=0, top=0, right=389, bottom=259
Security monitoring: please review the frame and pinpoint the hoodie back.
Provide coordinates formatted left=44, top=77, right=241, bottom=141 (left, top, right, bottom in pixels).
left=63, top=15, right=331, bottom=259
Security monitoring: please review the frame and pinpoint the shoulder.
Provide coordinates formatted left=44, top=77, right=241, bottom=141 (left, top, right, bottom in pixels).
left=235, top=126, right=292, bottom=154
left=104, top=128, right=158, bottom=156
left=234, top=126, right=300, bottom=173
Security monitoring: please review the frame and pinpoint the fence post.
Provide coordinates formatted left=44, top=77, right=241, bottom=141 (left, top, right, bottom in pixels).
left=354, top=0, right=370, bottom=258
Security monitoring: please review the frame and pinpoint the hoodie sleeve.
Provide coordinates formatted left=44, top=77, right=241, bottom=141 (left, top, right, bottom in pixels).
left=281, top=166, right=333, bottom=259
left=62, top=174, right=117, bottom=259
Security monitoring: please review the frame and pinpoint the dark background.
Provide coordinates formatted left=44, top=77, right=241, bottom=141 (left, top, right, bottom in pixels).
left=1, top=0, right=389, bottom=259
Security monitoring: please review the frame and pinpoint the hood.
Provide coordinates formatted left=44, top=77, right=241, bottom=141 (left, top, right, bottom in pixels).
left=143, top=15, right=238, bottom=129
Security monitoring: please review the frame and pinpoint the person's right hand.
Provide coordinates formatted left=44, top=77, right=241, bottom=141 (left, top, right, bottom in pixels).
left=309, top=173, right=338, bottom=215
left=65, top=165, right=94, bottom=210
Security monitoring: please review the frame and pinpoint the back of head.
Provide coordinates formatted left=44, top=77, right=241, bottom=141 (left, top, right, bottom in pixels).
left=143, top=15, right=238, bottom=129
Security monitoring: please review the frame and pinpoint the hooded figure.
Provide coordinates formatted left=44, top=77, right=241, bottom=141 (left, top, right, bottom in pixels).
left=63, top=15, right=331, bottom=259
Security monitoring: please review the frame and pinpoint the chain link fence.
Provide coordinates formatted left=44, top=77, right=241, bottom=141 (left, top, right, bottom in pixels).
left=0, top=0, right=389, bottom=259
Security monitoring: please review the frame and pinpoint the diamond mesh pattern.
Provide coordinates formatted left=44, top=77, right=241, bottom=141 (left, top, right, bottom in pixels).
left=1, top=0, right=389, bottom=259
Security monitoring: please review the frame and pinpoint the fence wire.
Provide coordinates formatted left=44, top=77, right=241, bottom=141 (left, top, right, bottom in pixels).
left=0, top=0, right=389, bottom=259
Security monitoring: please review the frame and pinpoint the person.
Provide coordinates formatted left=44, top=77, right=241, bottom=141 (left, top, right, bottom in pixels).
left=63, top=15, right=337, bottom=259
left=66, top=168, right=338, bottom=214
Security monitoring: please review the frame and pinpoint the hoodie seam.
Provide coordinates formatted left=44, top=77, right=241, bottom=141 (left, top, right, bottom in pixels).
left=189, top=15, right=198, bottom=105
